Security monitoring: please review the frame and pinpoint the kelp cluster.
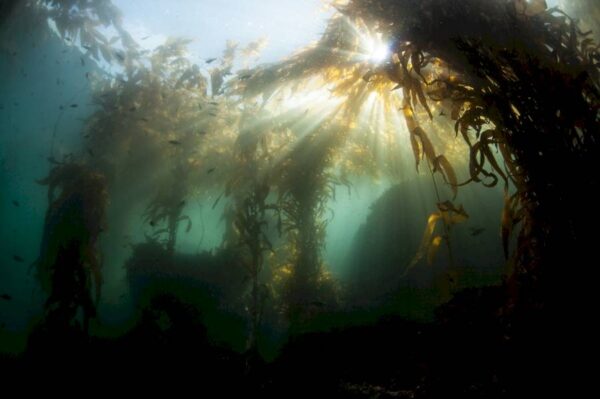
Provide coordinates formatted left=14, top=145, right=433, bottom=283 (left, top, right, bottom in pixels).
left=35, top=162, right=108, bottom=334
left=337, top=0, right=599, bottom=312
left=222, top=109, right=276, bottom=349
left=270, top=124, right=344, bottom=327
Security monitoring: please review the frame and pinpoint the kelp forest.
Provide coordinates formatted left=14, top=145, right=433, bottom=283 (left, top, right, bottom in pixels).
left=0, top=0, right=598, bottom=395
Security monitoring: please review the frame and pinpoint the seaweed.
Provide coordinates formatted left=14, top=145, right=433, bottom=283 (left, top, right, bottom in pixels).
left=340, top=0, right=599, bottom=313
left=270, top=126, right=343, bottom=329
left=34, top=162, right=108, bottom=334
left=223, top=114, right=276, bottom=351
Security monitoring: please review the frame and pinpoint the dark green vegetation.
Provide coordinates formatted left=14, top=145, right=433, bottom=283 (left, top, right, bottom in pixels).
left=1, top=0, right=598, bottom=396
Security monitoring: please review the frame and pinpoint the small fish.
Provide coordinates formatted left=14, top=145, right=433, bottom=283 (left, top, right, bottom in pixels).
left=82, top=45, right=92, bottom=50
left=11, top=51, right=17, bottom=56
left=0, top=294, right=11, bottom=301
left=208, top=101, right=219, bottom=106
left=140, top=118, right=149, bottom=122
left=80, top=57, right=85, bottom=66
left=470, top=227, right=485, bottom=236
left=115, top=51, right=125, bottom=61
left=168, top=140, right=181, bottom=145
left=12, top=200, right=19, bottom=207
left=207, top=167, right=215, bottom=174
left=178, top=200, right=186, bottom=207
left=87, top=149, right=94, bottom=157
left=198, top=130, right=206, bottom=135
left=205, top=58, right=217, bottom=64
left=70, top=104, right=78, bottom=108
left=239, top=74, right=252, bottom=80
left=208, top=112, right=217, bottom=117
left=439, top=110, right=446, bottom=116
left=59, top=105, right=64, bottom=110
left=129, top=106, right=136, bottom=112
left=149, top=220, right=156, bottom=227
left=85, top=72, right=90, bottom=79
left=12, top=255, right=24, bottom=263
left=141, top=36, right=150, bottom=40
left=47, top=156, right=60, bottom=164
left=65, top=37, right=72, bottom=41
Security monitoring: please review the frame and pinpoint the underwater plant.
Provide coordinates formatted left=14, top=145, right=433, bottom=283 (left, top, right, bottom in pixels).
left=231, top=0, right=598, bottom=318
left=270, top=124, right=344, bottom=327
left=337, top=0, right=599, bottom=312
left=82, top=37, right=241, bottom=256
left=34, top=162, right=108, bottom=334
left=142, top=163, right=191, bottom=255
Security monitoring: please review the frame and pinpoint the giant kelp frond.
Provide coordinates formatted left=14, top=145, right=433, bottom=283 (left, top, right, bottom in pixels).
left=38, top=0, right=138, bottom=64
left=407, top=200, right=468, bottom=273
left=36, top=163, right=108, bottom=331
left=85, top=35, right=239, bottom=208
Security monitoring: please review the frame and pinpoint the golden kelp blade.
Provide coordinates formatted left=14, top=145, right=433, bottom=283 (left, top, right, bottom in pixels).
left=433, top=155, right=458, bottom=199
left=406, top=212, right=441, bottom=272
left=437, top=201, right=469, bottom=225
left=413, top=126, right=436, bottom=164
left=427, top=235, right=443, bottom=265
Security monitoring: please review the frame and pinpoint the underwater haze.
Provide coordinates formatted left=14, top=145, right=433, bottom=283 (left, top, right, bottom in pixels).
left=1, top=0, right=598, bottom=395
